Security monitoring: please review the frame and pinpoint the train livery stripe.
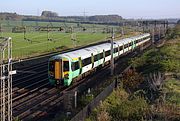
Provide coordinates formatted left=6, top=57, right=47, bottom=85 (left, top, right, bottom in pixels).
left=103, top=50, right=105, bottom=65
left=91, top=53, right=94, bottom=68
left=79, top=57, right=82, bottom=75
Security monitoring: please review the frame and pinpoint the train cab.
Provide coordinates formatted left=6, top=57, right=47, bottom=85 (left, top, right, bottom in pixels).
left=48, top=57, right=71, bottom=86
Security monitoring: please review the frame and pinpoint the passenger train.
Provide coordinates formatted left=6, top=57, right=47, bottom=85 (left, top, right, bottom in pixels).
left=48, top=33, right=151, bottom=86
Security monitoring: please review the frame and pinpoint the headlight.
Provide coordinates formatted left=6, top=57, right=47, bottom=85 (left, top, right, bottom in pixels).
left=64, top=74, right=69, bottom=79
left=49, top=71, right=54, bottom=76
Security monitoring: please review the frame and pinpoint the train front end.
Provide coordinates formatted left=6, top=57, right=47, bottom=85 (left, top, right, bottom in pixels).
left=48, top=56, right=72, bottom=86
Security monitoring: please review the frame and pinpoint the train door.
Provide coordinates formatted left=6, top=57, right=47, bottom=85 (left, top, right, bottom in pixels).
left=55, top=60, right=62, bottom=80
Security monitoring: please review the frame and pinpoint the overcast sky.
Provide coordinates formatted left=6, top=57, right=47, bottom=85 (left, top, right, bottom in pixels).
left=0, top=0, right=179, bottom=19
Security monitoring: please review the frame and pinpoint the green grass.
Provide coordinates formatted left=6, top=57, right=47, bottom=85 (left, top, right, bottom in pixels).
left=130, top=36, right=180, bottom=74
left=0, top=20, right=138, bottom=59
left=2, top=32, right=107, bottom=59
left=164, top=79, right=180, bottom=106
left=0, top=20, right=118, bottom=31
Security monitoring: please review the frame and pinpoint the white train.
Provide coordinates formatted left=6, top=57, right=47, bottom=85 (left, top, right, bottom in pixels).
left=48, top=33, right=151, bottom=86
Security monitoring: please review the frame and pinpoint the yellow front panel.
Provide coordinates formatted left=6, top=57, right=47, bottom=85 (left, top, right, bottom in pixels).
left=55, top=61, right=61, bottom=79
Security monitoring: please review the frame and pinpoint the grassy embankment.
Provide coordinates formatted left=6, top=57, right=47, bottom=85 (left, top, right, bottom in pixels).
left=86, top=25, right=180, bottom=121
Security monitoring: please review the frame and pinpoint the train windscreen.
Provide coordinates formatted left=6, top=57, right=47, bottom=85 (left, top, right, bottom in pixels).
left=49, top=61, right=55, bottom=72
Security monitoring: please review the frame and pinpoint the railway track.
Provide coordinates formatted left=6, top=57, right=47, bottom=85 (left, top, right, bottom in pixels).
left=8, top=50, right=111, bottom=120
left=18, top=62, right=111, bottom=121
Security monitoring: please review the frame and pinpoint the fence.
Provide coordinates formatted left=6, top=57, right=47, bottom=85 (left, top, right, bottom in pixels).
left=70, top=79, right=117, bottom=121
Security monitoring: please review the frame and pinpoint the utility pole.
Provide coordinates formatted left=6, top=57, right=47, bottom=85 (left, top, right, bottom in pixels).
left=36, top=9, right=39, bottom=28
left=145, top=21, right=148, bottom=32
left=47, top=25, right=49, bottom=41
left=166, top=21, right=169, bottom=32
left=165, top=20, right=169, bottom=34
left=23, top=26, right=26, bottom=40
left=71, top=26, right=77, bottom=47
left=163, top=21, right=166, bottom=36
left=83, top=9, right=88, bottom=22
left=21, top=20, right=24, bottom=27
left=142, top=21, right=145, bottom=33
left=158, top=25, right=161, bottom=40
left=0, top=37, right=16, bottom=121
left=152, top=27, right=155, bottom=45
left=121, top=22, right=124, bottom=36
left=0, top=23, right=2, bottom=37
left=111, top=28, right=114, bottom=76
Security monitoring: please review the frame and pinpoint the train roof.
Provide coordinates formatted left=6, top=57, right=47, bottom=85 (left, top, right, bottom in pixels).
left=57, top=42, right=112, bottom=59
left=51, top=33, right=150, bottom=60
left=115, top=33, right=150, bottom=45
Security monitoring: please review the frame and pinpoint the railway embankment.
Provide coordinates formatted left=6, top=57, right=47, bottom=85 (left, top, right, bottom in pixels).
left=82, top=27, right=180, bottom=121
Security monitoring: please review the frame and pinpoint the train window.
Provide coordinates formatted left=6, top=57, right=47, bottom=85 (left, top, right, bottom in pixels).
left=72, top=61, right=79, bottom=71
left=82, top=57, right=91, bottom=66
left=126, top=44, right=129, bottom=48
left=49, top=61, right=55, bottom=72
left=135, top=40, right=137, bottom=44
left=71, top=63, right=75, bottom=71
left=100, top=53, right=103, bottom=59
left=105, top=50, right=110, bottom=56
left=94, top=54, right=99, bottom=61
left=63, top=61, right=69, bottom=71
left=119, top=46, right=123, bottom=51
left=145, top=36, right=150, bottom=40
left=124, top=44, right=128, bottom=48
left=114, top=48, right=118, bottom=53
left=75, top=62, right=79, bottom=70
left=136, top=40, right=139, bottom=44
left=136, top=39, right=140, bottom=43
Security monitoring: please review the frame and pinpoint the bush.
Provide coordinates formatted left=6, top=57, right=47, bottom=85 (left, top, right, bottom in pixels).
left=109, top=96, right=149, bottom=121
left=97, top=109, right=111, bottom=121
left=121, top=69, right=143, bottom=92
left=78, top=94, right=94, bottom=107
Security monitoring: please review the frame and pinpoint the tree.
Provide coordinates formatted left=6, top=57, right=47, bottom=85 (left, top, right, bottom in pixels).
left=41, top=11, right=58, bottom=17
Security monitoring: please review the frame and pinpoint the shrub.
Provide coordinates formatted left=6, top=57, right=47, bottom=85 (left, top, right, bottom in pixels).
left=109, top=96, right=149, bottom=121
left=121, top=69, right=143, bottom=92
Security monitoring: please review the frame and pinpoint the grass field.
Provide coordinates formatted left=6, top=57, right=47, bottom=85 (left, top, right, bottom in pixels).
left=1, top=32, right=108, bottom=59
left=0, top=20, right=139, bottom=59
left=0, top=20, right=118, bottom=32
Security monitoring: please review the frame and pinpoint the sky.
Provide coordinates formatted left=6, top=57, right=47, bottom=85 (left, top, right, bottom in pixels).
left=0, top=0, right=179, bottom=19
